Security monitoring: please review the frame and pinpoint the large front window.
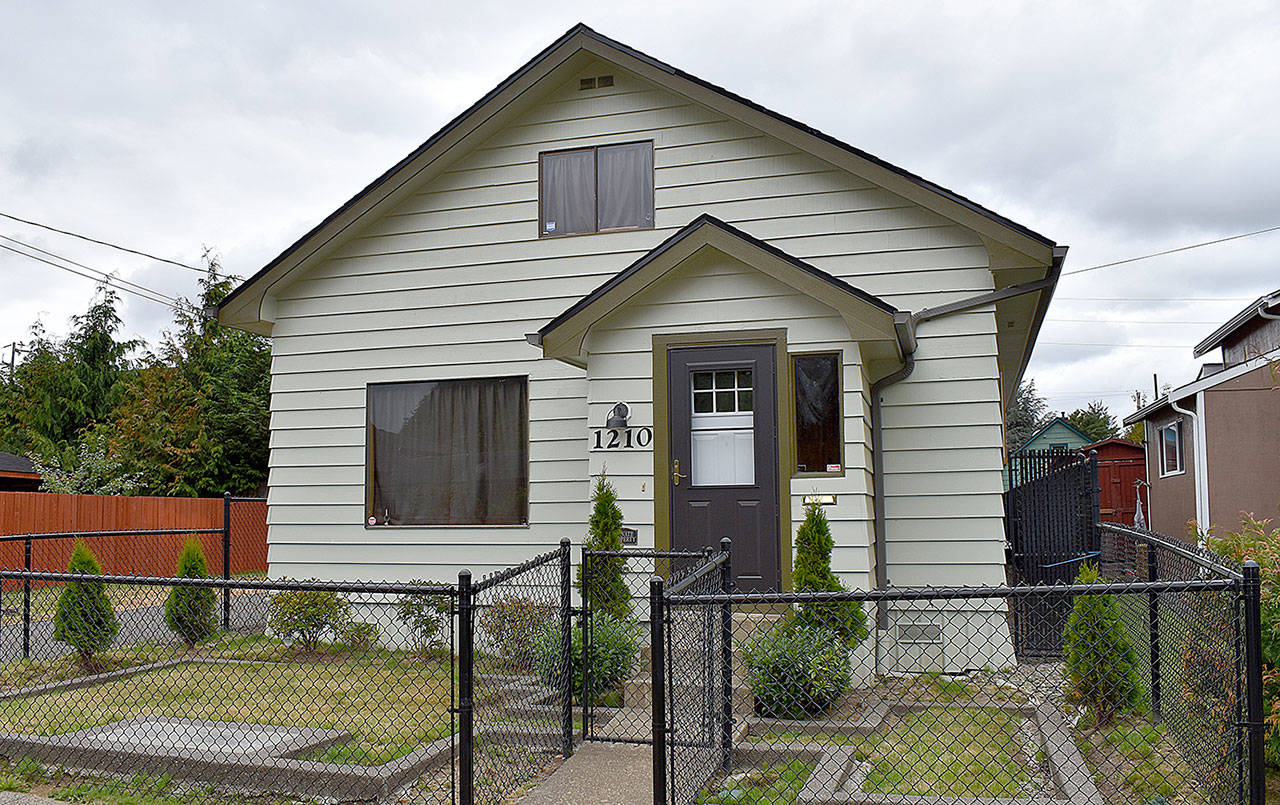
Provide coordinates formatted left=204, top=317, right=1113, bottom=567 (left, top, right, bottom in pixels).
left=366, top=377, right=528, bottom=526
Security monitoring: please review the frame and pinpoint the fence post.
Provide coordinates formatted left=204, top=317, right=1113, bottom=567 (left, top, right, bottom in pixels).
left=222, top=492, right=232, bottom=631
left=1243, top=561, right=1265, bottom=805
left=559, top=537, right=574, bottom=758
left=581, top=551, right=592, bottom=742
left=458, top=569, right=474, bottom=805
left=651, top=576, right=667, bottom=805
left=719, top=537, right=733, bottom=774
left=1146, top=544, right=1161, bottom=722
left=22, top=537, right=31, bottom=660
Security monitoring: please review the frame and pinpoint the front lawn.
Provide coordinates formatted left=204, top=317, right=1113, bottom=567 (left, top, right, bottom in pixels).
left=0, top=656, right=453, bottom=765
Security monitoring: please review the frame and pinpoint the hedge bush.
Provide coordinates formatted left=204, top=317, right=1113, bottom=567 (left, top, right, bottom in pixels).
left=268, top=587, right=349, bottom=651
left=338, top=620, right=381, bottom=651
left=1063, top=562, right=1142, bottom=725
left=396, top=586, right=451, bottom=655
left=535, top=612, right=639, bottom=701
left=791, top=502, right=868, bottom=648
left=53, top=540, right=119, bottom=671
left=480, top=595, right=554, bottom=668
left=163, top=538, right=217, bottom=647
left=742, top=623, right=851, bottom=718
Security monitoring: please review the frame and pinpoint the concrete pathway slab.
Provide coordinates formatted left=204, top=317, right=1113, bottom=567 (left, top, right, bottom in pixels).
left=0, top=794, right=62, bottom=805
left=517, top=742, right=651, bottom=805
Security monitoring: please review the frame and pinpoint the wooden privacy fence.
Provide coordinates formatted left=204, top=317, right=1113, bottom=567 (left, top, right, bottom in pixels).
left=0, top=492, right=267, bottom=578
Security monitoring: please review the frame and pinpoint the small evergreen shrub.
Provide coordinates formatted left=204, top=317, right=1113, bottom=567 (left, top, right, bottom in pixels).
left=479, top=596, right=554, bottom=667
left=742, top=624, right=852, bottom=718
left=1062, top=562, right=1142, bottom=725
left=163, top=538, right=217, bottom=647
left=535, top=612, right=639, bottom=700
left=53, top=540, right=119, bottom=671
left=576, top=473, right=631, bottom=620
left=338, top=621, right=381, bottom=651
left=268, top=586, right=349, bottom=651
left=396, top=587, right=451, bottom=654
left=792, top=502, right=868, bottom=647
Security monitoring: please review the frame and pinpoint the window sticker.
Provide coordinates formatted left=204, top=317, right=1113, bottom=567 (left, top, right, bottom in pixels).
left=826, top=463, right=842, bottom=472
left=546, top=221, right=556, bottom=232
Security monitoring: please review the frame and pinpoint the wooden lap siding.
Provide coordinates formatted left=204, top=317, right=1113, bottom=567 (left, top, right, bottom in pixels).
left=264, top=63, right=1006, bottom=585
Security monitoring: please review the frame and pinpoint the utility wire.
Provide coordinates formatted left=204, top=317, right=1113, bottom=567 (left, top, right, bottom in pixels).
left=0, top=210, right=205, bottom=274
left=1045, top=318, right=1218, bottom=325
left=0, top=233, right=186, bottom=307
left=0, top=243, right=185, bottom=313
left=1057, top=296, right=1252, bottom=302
left=1040, top=341, right=1189, bottom=348
left=1063, top=224, right=1280, bottom=276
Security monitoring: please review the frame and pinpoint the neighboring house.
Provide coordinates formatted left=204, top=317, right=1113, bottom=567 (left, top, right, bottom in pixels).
left=0, top=452, right=40, bottom=492
left=217, top=21, right=1065, bottom=656
left=1124, top=288, right=1280, bottom=537
left=1003, top=417, right=1092, bottom=489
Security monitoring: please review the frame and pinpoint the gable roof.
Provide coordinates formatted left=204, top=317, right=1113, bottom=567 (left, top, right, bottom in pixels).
left=217, top=23, right=1058, bottom=332
left=0, top=451, right=36, bottom=476
left=532, top=214, right=902, bottom=369
left=1193, top=287, right=1280, bottom=358
left=1012, top=416, right=1092, bottom=454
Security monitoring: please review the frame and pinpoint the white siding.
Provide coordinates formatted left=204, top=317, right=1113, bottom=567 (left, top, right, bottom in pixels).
left=264, top=61, right=1005, bottom=586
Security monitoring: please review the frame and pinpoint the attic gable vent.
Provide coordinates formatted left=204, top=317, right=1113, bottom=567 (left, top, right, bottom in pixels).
left=579, top=75, right=614, bottom=91
left=578, top=77, right=597, bottom=90
left=596, top=74, right=614, bottom=88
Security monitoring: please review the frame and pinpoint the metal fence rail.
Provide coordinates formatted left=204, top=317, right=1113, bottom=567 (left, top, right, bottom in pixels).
left=652, top=527, right=1266, bottom=805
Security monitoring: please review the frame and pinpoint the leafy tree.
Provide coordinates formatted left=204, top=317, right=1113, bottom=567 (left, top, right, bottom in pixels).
left=1062, top=562, right=1141, bottom=725
left=1005, top=379, right=1048, bottom=452
left=576, top=472, right=630, bottom=619
left=791, top=501, right=867, bottom=647
left=164, top=538, right=217, bottom=647
left=29, top=431, right=141, bottom=495
left=1066, top=400, right=1119, bottom=443
left=53, top=540, right=119, bottom=671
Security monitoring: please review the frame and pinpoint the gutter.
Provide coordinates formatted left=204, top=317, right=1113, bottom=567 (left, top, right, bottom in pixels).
left=868, top=249, right=1065, bottom=627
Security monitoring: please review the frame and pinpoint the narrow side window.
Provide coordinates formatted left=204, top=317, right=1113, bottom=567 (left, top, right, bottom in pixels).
left=794, top=353, right=842, bottom=473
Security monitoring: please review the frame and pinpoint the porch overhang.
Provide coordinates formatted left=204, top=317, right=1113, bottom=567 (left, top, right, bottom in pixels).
left=529, top=214, right=902, bottom=373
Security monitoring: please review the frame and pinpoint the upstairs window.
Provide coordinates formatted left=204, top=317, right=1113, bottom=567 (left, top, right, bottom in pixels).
left=1159, top=420, right=1183, bottom=476
left=540, top=142, right=654, bottom=236
left=367, top=377, right=528, bottom=526
left=793, top=353, right=843, bottom=474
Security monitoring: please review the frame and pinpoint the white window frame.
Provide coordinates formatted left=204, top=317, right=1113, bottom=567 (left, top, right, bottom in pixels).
left=1158, top=421, right=1184, bottom=477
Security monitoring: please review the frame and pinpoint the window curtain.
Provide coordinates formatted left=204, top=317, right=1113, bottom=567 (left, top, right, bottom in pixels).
left=597, top=142, right=653, bottom=230
left=368, top=378, right=527, bottom=525
left=541, top=150, right=595, bottom=235
left=795, top=354, right=840, bottom=471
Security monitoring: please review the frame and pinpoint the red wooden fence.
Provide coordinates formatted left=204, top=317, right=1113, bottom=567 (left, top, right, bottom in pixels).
left=1087, top=439, right=1147, bottom=525
left=0, top=492, right=267, bottom=577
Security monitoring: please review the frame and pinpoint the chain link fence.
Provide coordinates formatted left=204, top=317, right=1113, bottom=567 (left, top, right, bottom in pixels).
left=654, top=527, right=1266, bottom=805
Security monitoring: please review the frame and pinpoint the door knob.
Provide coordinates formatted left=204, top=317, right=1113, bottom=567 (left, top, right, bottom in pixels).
left=672, top=459, right=688, bottom=486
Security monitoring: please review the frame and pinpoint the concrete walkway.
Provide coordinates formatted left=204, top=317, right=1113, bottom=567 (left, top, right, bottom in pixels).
left=517, top=742, right=651, bottom=805
left=0, top=793, right=62, bottom=805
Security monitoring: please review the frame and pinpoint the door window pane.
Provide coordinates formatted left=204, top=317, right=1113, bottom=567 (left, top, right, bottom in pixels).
left=540, top=150, right=595, bottom=236
left=794, top=353, right=842, bottom=473
left=367, top=377, right=528, bottom=525
left=597, top=142, right=654, bottom=230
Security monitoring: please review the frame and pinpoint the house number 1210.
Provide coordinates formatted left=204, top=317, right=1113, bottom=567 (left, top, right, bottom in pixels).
left=591, top=427, right=653, bottom=450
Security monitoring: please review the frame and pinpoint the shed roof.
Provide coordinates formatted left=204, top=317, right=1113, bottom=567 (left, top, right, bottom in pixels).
left=0, top=451, right=36, bottom=476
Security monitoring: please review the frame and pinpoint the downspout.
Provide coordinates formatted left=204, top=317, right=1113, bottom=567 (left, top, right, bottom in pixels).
left=868, top=246, right=1067, bottom=619
left=1169, top=395, right=1209, bottom=535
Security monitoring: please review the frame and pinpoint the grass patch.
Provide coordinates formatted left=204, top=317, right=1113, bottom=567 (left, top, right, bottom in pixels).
left=699, top=760, right=814, bottom=805
left=860, top=707, right=1029, bottom=797
left=1076, top=719, right=1201, bottom=804
left=0, top=657, right=454, bottom=766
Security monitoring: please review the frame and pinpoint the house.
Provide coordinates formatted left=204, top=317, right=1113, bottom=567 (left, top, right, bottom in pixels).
left=1002, top=416, right=1092, bottom=489
left=1124, top=288, right=1280, bottom=537
left=217, top=24, right=1064, bottom=663
left=0, top=452, right=40, bottom=492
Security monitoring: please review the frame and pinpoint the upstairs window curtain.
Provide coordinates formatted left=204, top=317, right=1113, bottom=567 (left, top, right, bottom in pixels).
left=367, top=377, right=528, bottom=526
left=540, top=141, right=653, bottom=236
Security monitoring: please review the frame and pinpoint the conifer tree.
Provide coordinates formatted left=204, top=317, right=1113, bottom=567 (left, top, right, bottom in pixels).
left=53, top=541, right=119, bottom=671
left=792, top=502, right=867, bottom=647
left=164, top=538, right=217, bottom=647
left=1063, top=562, right=1142, bottom=725
left=576, top=472, right=630, bottom=619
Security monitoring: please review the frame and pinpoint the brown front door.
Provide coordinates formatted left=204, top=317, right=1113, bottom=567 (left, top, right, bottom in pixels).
left=668, top=343, right=780, bottom=592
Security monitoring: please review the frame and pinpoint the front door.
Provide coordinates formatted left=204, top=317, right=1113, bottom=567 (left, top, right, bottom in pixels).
left=668, top=343, right=780, bottom=592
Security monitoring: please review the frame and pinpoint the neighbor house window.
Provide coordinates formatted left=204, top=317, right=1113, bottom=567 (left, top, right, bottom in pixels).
left=794, top=353, right=842, bottom=473
left=1159, top=421, right=1183, bottom=476
left=366, top=377, right=528, bottom=526
left=540, top=142, right=654, bottom=236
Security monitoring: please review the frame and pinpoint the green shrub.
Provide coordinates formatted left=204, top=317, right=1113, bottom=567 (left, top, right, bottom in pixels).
left=52, top=540, right=119, bottom=671
left=742, top=624, right=851, bottom=718
left=792, top=502, right=868, bottom=647
left=576, top=473, right=631, bottom=620
left=267, top=586, right=349, bottom=651
left=163, top=538, right=217, bottom=647
left=338, top=621, right=381, bottom=651
left=396, top=586, right=451, bottom=654
left=535, top=612, right=639, bottom=701
left=479, top=596, right=554, bottom=667
left=1062, top=562, right=1142, bottom=725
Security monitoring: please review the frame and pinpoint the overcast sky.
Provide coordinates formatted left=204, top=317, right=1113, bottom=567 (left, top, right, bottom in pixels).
left=2, top=1, right=1277, bottom=420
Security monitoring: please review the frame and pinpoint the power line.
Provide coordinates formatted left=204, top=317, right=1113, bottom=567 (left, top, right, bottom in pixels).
left=0, top=210, right=205, bottom=274
left=0, top=233, right=185, bottom=307
left=1040, top=341, right=1189, bottom=348
left=1045, top=318, right=1218, bottom=325
left=1056, top=296, right=1252, bottom=302
left=1062, top=224, right=1280, bottom=276
left=0, top=243, right=185, bottom=313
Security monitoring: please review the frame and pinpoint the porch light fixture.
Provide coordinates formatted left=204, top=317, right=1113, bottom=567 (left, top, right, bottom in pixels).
left=606, top=402, right=631, bottom=428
